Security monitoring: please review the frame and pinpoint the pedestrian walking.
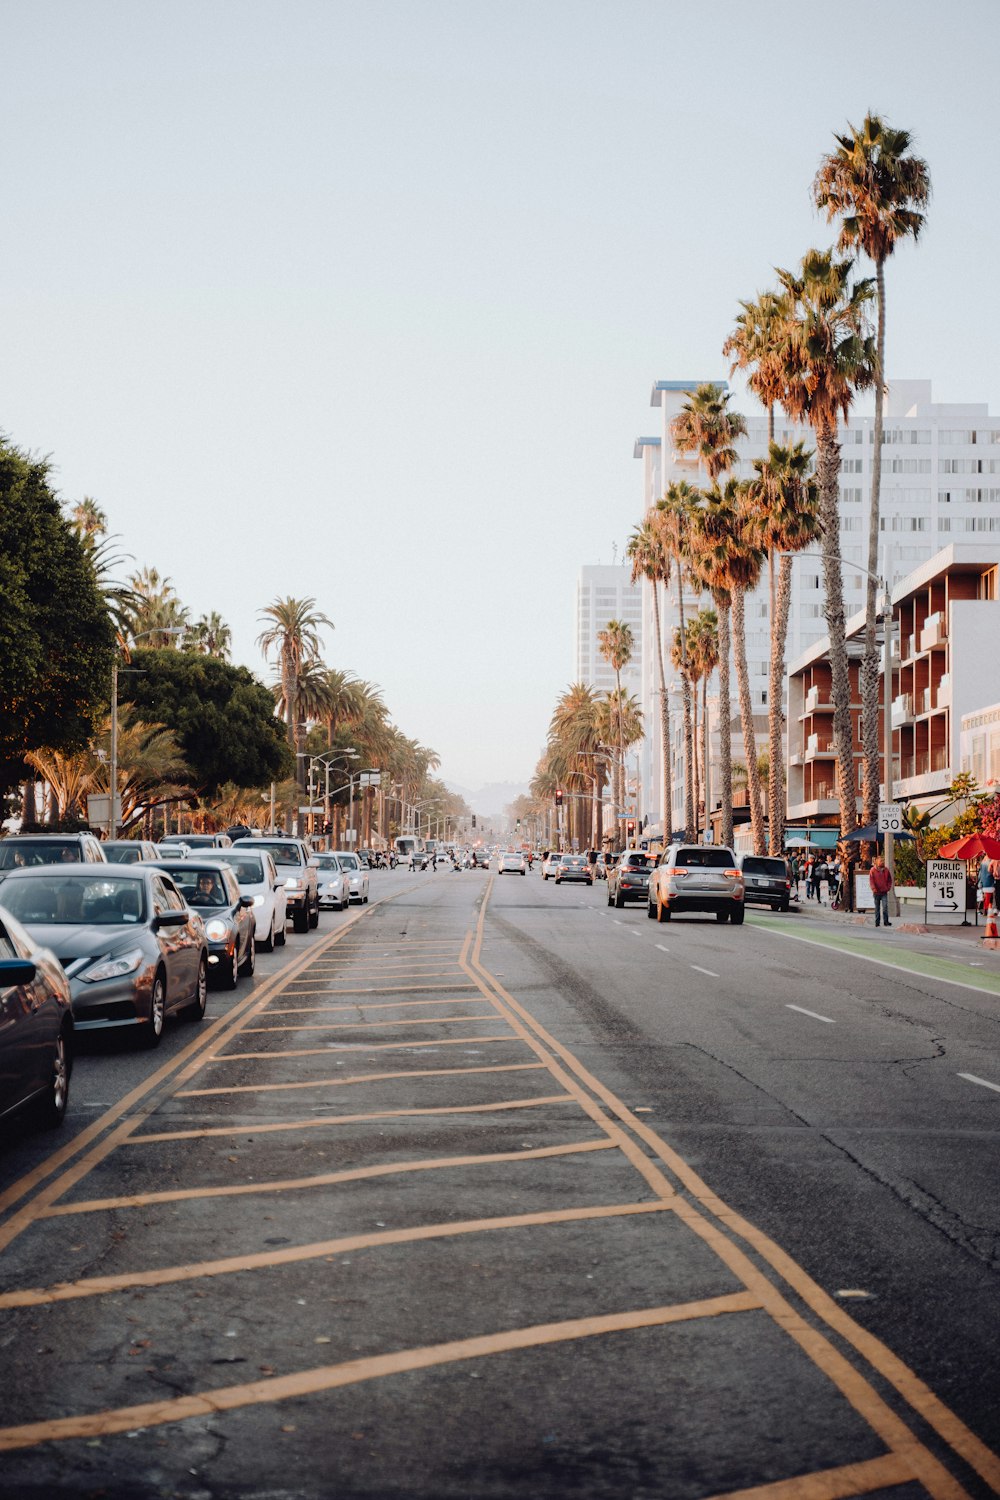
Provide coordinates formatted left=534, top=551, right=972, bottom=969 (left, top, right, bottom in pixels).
left=870, top=854, right=893, bottom=928
left=788, top=855, right=800, bottom=899
left=977, top=853, right=995, bottom=914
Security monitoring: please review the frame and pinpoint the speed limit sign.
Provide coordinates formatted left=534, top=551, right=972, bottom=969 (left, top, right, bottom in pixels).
left=877, top=803, right=904, bottom=833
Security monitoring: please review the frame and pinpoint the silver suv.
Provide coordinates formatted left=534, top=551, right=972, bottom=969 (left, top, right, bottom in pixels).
left=647, top=844, right=745, bottom=924
left=237, top=837, right=319, bottom=934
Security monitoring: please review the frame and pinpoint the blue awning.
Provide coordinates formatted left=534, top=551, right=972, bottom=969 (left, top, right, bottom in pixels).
left=785, top=826, right=840, bottom=850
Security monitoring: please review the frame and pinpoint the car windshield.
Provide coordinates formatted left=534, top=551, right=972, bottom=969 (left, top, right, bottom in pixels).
left=104, top=845, right=143, bottom=864
left=248, top=842, right=301, bottom=867
left=161, top=868, right=229, bottom=906
left=0, top=841, right=82, bottom=869
left=3, top=874, right=146, bottom=925
left=622, top=854, right=650, bottom=868
left=562, top=857, right=585, bottom=866
left=742, top=857, right=787, bottom=876
left=338, top=854, right=359, bottom=870
left=219, top=855, right=265, bottom=883
left=674, top=848, right=734, bottom=868
left=314, top=856, right=341, bottom=871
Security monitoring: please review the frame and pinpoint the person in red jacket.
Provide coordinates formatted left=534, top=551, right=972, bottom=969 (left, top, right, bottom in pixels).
left=870, top=853, right=894, bottom=928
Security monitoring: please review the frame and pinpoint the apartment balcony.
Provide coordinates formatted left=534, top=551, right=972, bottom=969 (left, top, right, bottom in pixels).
left=804, top=685, right=833, bottom=714
left=804, top=733, right=836, bottom=761
left=903, top=634, right=916, bottom=661
left=898, top=748, right=950, bottom=780
left=920, top=613, right=948, bottom=651
left=891, top=694, right=914, bottom=727
left=921, top=687, right=934, bottom=715
left=937, top=674, right=951, bottom=708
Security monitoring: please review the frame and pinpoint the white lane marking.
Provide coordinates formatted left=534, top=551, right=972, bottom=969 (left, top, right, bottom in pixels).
left=655, top=944, right=670, bottom=954
left=786, top=1004, right=835, bottom=1024
left=690, top=965, right=719, bottom=978
left=629, top=930, right=642, bottom=938
left=749, top=918, right=1000, bottom=1000
left=958, top=1072, right=1000, bottom=1094
left=613, top=920, right=623, bottom=926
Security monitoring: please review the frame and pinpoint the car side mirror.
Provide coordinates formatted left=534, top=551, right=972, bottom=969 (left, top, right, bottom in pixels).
left=274, top=882, right=283, bottom=892
left=154, top=910, right=188, bottom=928
left=0, top=958, right=38, bottom=986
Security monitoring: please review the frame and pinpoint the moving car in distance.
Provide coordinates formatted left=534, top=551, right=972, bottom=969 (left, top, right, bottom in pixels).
left=0, top=865, right=209, bottom=1046
left=555, top=854, right=592, bottom=886
left=236, top=837, right=320, bottom=934
left=541, top=852, right=562, bottom=881
left=103, top=840, right=159, bottom=864
left=647, top=844, right=745, bottom=924
left=217, top=848, right=288, bottom=948
left=607, top=850, right=651, bottom=908
left=498, top=851, right=526, bottom=876
left=738, top=854, right=793, bottom=912
left=311, top=852, right=350, bottom=911
left=0, top=904, right=74, bottom=1130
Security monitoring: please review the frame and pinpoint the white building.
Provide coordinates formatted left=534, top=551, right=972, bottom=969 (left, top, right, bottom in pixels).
left=634, top=379, right=1000, bottom=835
left=575, top=564, right=643, bottom=698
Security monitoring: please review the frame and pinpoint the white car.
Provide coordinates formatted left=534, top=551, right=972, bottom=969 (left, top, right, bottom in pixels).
left=498, top=851, right=526, bottom=876
left=312, top=853, right=350, bottom=911
left=217, top=847, right=288, bottom=950
left=541, top=853, right=562, bottom=881
left=333, top=850, right=369, bottom=904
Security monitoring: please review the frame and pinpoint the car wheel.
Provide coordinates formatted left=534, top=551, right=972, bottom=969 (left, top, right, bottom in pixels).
left=276, top=920, right=287, bottom=946
left=36, top=1025, right=71, bottom=1128
left=221, top=943, right=240, bottom=990
left=715, top=910, right=729, bottom=923
left=293, top=907, right=309, bottom=934
left=779, top=901, right=790, bottom=913
left=555, top=877, right=561, bottom=885
left=261, top=918, right=275, bottom=953
left=239, top=933, right=256, bottom=977
left=364, top=891, right=370, bottom=902
left=647, top=899, right=656, bottom=919
left=731, top=905, right=745, bottom=925
left=183, top=957, right=209, bottom=1021
left=142, top=972, right=166, bottom=1048
left=308, top=899, right=319, bottom=929
left=656, top=897, right=670, bottom=923
left=614, top=892, right=625, bottom=909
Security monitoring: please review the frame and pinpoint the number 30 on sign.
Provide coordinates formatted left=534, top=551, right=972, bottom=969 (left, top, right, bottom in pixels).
left=877, top=803, right=903, bottom=833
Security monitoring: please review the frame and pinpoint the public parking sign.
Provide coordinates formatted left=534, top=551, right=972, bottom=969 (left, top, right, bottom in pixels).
left=925, top=859, right=967, bottom=925
left=878, top=803, right=904, bottom=834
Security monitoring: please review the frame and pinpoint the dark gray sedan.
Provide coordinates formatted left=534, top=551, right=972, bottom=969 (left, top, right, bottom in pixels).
left=148, top=859, right=255, bottom=989
left=0, top=865, right=208, bottom=1047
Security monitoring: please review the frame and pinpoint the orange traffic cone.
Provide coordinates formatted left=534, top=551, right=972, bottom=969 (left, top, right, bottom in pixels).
left=982, top=901, right=998, bottom=944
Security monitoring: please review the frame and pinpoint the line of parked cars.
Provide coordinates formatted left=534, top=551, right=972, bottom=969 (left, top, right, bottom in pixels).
left=0, top=830, right=385, bottom=1136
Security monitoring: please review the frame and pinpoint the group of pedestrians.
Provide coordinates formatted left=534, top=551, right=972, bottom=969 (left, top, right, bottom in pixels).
left=791, top=853, right=838, bottom=905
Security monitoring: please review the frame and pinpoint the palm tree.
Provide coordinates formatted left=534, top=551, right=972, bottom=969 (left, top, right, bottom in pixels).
left=741, top=442, right=820, bottom=853
left=597, top=620, right=634, bottom=848
left=772, top=248, right=876, bottom=836
left=67, top=496, right=107, bottom=545
left=654, top=482, right=699, bottom=835
left=814, top=115, right=931, bottom=827
left=597, top=689, right=643, bottom=842
left=550, top=683, right=607, bottom=848
left=671, top=383, right=748, bottom=480
left=627, top=516, right=673, bottom=844
left=256, top=597, right=333, bottom=791
left=126, top=567, right=190, bottom=647
left=186, top=612, right=232, bottom=659
left=687, top=609, right=719, bottom=835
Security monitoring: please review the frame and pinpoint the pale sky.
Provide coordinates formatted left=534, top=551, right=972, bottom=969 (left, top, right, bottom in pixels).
left=3, top=0, right=998, bottom=790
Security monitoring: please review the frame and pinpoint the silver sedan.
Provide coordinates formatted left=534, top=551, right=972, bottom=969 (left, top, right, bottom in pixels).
left=332, top=850, right=369, bottom=904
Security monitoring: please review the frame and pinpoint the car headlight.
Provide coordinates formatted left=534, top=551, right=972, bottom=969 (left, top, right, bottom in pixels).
left=204, top=919, right=230, bottom=941
left=286, top=876, right=304, bottom=890
left=82, top=947, right=144, bottom=983
left=252, top=893, right=265, bottom=906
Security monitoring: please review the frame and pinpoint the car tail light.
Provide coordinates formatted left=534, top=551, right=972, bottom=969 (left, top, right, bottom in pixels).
left=664, top=867, right=684, bottom=876
left=785, top=880, right=791, bottom=889
left=724, top=869, right=740, bottom=878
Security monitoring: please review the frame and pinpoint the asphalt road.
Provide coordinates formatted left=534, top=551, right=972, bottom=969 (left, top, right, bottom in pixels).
left=0, top=865, right=997, bottom=1500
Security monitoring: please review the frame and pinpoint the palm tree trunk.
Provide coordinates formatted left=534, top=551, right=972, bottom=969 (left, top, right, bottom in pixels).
left=861, top=258, right=887, bottom=827
left=702, top=669, right=709, bottom=838
left=817, top=423, right=857, bottom=835
left=614, top=668, right=625, bottom=850
left=768, top=553, right=794, bottom=854
left=733, top=587, right=766, bottom=854
left=651, top=581, right=672, bottom=843
left=717, top=598, right=733, bottom=849
left=677, top=588, right=694, bottom=836
left=691, top=674, right=700, bottom=832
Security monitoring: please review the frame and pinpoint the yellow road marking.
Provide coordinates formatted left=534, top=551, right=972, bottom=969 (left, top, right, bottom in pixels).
left=228, top=1029, right=513, bottom=1047
left=704, top=1452, right=914, bottom=1500
left=0, top=1200, right=673, bottom=1310
left=0, top=1290, right=759, bottom=1451
left=471, top=878, right=996, bottom=1498
left=42, top=1139, right=617, bottom=1216
left=267, top=998, right=494, bottom=1014
left=127, top=1091, right=570, bottom=1144
left=177, top=1059, right=541, bottom=1097
left=279, top=983, right=479, bottom=995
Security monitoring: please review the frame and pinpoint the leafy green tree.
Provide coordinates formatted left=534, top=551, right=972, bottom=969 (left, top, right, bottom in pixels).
left=118, top=649, right=293, bottom=796
left=0, top=438, right=117, bottom=799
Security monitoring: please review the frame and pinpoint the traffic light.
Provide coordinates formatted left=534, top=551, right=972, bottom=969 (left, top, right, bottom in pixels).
left=625, top=818, right=636, bottom=840
left=324, top=819, right=332, bottom=836
left=471, top=814, right=477, bottom=828
left=555, top=789, right=564, bottom=807
left=516, top=818, right=521, bottom=829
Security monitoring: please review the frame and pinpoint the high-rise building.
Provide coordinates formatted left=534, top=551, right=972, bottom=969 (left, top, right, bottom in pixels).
left=634, top=379, right=1000, bottom=836
left=575, top=564, right=643, bottom=697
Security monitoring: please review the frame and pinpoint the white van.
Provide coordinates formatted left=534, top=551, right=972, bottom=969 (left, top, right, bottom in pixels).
left=393, top=835, right=425, bottom=867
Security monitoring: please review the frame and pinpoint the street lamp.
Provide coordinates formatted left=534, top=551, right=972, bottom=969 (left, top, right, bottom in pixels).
left=110, top=627, right=186, bottom=838
left=302, top=749, right=360, bottom=843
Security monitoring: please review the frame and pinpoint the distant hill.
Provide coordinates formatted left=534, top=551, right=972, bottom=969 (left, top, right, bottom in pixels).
left=446, top=780, right=530, bottom=817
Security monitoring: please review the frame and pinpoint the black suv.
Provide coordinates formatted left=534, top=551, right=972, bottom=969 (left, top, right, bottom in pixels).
left=738, top=854, right=792, bottom=911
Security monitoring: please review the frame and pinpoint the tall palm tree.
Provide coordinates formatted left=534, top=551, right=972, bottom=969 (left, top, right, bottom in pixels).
left=671, top=383, right=748, bottom=480
left=814, top=115, right=931, bottom=826
left=67, top=496, right=107, bottom=545
left=550, top=683, right=606, bottom=848
left=687, top=609, right=719, bottom=834
left=596, top=690, right=643, bottom=841
left=772, top=248, right=876, bottom=836
left=126, top=567, right=189, bottom=647
left=256, top=596, right=333, bottom=790
left=670, top=625, right=700, bottom=823
left=686, top=501, right=735, bottom=848
left=627, top=515, right=673, bottom=844
left=596, top=620, right=634, bottom=848
left=186, top=612, right=232, bottom=659
left=740, top=441, right=821, bottom=853
left=654, top=482, right=699, bottom=835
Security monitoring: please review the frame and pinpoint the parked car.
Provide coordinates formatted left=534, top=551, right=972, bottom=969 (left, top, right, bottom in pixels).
left=738, top=854, right=792, bottom=912
left=498, top=851, right=526, bottom=876
left=0, top=904, right=74, bottom=1129
left=607, top=851, right=651, bottom=908
left=0, top=865, right=209, bottom=1046
left=333, top=851, right=369, bottom=903
left=312, top=853, right=350, bottom=911
left=541, top=852, right=562, bottom=881
left=647, top=844, right=745, bottom=924
left=555, top=855, right=593, bottom=886
left=103, top=840, right=159, bottom=864
left=0, top=833, right=107, bottom=875
left=217, top=848, right=288, bottom=948
left=169, top=833, right=234, bottom=851
left=236, top=838, right=320, bottom=933
left=150, top=858, right=256, bottom=988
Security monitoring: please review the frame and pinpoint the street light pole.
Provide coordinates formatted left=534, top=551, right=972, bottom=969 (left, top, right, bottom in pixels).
left=109, top=661, right=118, bottom=839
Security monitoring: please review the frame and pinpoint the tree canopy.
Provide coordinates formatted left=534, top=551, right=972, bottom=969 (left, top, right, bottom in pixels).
left=119, top=649, right=293, bottom=796
left=0, top=438, right=117, bottom=793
